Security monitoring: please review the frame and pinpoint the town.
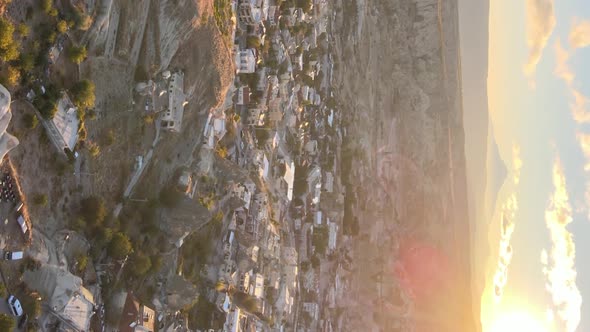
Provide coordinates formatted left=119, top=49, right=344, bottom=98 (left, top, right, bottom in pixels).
left=0, top=0, right=354, bottom=331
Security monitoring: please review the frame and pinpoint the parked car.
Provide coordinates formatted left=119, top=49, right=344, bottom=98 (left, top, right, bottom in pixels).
left=7, top=295, right=23, bottom=316
left=4, top=251, right=23, bottom=260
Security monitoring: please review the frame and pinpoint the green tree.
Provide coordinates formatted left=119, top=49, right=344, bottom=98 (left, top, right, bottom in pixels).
left=233, top=292, right=260, bottom=313
left=67, top=45, right=87, bottom=64
left=79, top=196, right=107, bottom=228
left=87, top=141, right=100, bottom=157
left=108, top=232, right=132, bottom=259
left=19, top=52, right=35, bottom=72
left=0, top=314, right=15, bottom=331
left=129, top=253, right=152, bottom=277
left=16, top=23, right=29, bottom=37
left=33, top=193, right=48, bottom=206
left=149, top=254, right=163, bottom=273
left=0, top=18, right=19, bottom=62
left=75, top=252, right=88, bottom=273
left=70, top=79, right=96, bottom=109
left=40, top=0, right=53, bottom=14
left=4, top=65, right=20, bottom=86
left=246, top=36, right=261, bottom=49
left=48, top=8, right=58, bottom=17
left=57, top=20, right=68, bottom=33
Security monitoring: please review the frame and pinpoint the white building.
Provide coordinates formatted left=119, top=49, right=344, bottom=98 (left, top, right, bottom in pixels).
left=235, top=49, right=257, bottom=74
left=46, top=93, right=79, bottom=153
left=223, top=306, right=243, bottom=332
left=328, top=221, right=338, bottom=253
left=252, top=273, right=265, bottom=299
left=161, top=71, right=186, bottom=132
left=283, top=160, right=295, bottom=201
left=246, top=108, right=265, bottom=126
left=238, top=0, right=265, bottom=25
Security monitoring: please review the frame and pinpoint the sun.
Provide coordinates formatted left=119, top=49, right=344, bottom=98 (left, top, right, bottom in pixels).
left=489, top=312, right=550, bottom=332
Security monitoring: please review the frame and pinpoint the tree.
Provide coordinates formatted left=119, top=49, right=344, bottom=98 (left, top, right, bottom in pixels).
left=129, top=253, right=152, bottom=277
left=57, top=20, right=68, bottom=33
left=87, top=141, right=100, bottom=157
left=75, top=252, right=88, bottom=273
left=18, top=52, right=35, bottom=72
left=70, top=79, right=96, bottom=109
left=108, top=232, right=132, bottom=259
left=246, top=36, right=261, bottom=49
left=67, top=45, right=87, bottom=64
left=41, top=0, right=53, bottom=14
left=4, top=66, right=20, bottom=86
left=80, top=196, right=107, bottom=228
left=134, top=65, right=149, bottom=82
left=16, top=23, right=29, bottom=37
left=149, top=254, right=163, bottom=273
left=233, top=292, right=260, bottom=313
left=48, top=8, right=58, bottom=17
left=33, top=193, right=48, bottom=206
left=0, top=18, right=19, bottom=62
left=0, top=314, right=15, bottom=331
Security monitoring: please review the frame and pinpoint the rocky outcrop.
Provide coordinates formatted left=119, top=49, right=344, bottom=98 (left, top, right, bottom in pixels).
left=0, top=85, right=19, bottom=160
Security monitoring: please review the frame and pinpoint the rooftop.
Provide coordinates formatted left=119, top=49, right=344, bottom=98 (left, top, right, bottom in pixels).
left=52, top=94, right=79, bottom=151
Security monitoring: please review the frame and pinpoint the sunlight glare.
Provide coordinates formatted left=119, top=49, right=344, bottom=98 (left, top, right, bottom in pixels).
left=489, top=312, right=549, bottom=332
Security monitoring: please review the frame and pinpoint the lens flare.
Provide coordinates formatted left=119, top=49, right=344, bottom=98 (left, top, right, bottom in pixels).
left=489, top=312, right=549, bottom=332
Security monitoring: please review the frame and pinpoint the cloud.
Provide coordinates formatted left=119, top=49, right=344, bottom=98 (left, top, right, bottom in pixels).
left=541, top=157, right=581, bottom=332
left=524, top=0, right=556, bottom=77
left=577, top=133, right=590, bottom=170
left=492, top=193, right=518, bottom=301
left=512, top=145, right=523, bottom=185
left=569, top=20, right=590, bottom=49
left=554, top=41, right=574, bottom=86
left=571, top=90, right=590, bottom=124
left=552, top=39, right=590, bottom=123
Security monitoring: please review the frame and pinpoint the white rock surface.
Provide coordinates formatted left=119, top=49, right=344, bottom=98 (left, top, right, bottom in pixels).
left=0, top=84, right=19, bottom=160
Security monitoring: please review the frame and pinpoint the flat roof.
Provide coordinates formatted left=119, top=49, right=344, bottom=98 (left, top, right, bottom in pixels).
left=52, top=95, right=79, bottom=150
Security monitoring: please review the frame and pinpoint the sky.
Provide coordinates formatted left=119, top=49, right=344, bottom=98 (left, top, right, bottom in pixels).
left=480, top=0, right=590, bottom=331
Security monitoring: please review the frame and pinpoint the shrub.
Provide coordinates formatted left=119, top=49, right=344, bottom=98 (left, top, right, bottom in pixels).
left=0, top=314, right=15, bottom=331
left=33, top=193, right=48, bottom=206
left=79, top=196, right=107, bottom=228
left=16, top=23, right=29, bottom=37
left=134, top=65, right=149, bottom=82
left=23, top=113, right=38, bottom=129
left=75, top=252, right=88, bottom=273
left=87, top=141, right=100, bottom=157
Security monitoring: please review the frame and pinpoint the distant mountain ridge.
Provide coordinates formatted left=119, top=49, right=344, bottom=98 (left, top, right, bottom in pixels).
left=458, top=0, right=490, bottom=330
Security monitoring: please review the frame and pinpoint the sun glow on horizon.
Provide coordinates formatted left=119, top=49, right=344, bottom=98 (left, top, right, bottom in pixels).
left=488, top=311, right=551, bottom=332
